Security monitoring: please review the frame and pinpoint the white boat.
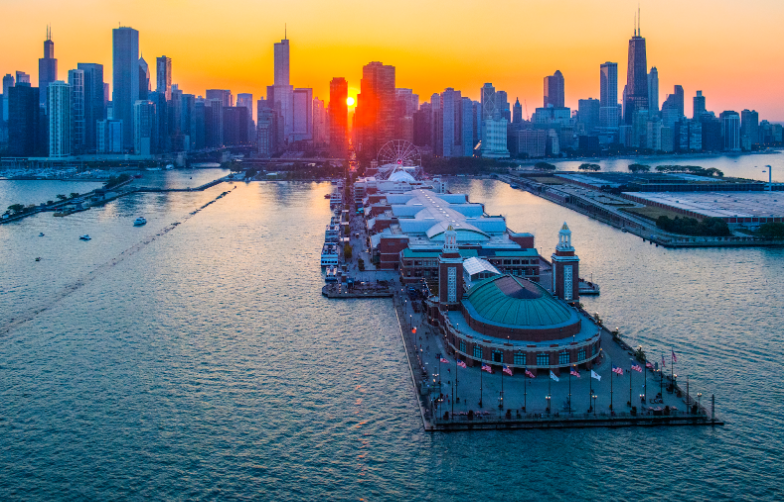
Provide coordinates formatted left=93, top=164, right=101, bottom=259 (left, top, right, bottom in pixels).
left=321, top=243, right=339, bottom=267
left=165, top=164, right=174, bottom=170
left=79, top=235, right=91, bottom=241
left=134, top=217, right=147, bottom=226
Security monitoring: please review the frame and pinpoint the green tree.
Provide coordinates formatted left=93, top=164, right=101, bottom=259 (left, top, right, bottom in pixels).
left=70, top=192, right=80, bottom=198
left=343, top=243, right=353, bottom=260
left=758, top=222, right=784, bottom=240
left=578, top=163, right=601, bottom=171
left=628, top=163, right=651, bottom=173
left=534, top=161, right=556, bottom=171
left=8, top=203, right=25, bottom=214
left=56, top=194, right=67, bottom=201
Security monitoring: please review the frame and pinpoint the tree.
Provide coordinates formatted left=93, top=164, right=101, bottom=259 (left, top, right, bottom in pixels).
left=656, top=216, right=731, bottom=236
left=70, top=192, right=80, bottom=198
left=357, top=257, right=365, bottom=271
left=56, top=194, right=67, bottom=201
left=628, top=163, right=651, bottom=173
left=47, top=200, right=54, bottom=205
left=534, top=161, right=556, bottom=171
left=758, top=222, right=784, bottom=240
left=343, top=243, right=353, bottom=260
left=8, top=204, right=24, bottom=214
left=578, top=163, right=601, bottom=171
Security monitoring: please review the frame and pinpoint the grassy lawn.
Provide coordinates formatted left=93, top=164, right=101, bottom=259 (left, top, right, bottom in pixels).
left=621, top=205, right=703, bottom=221
left=530, top=177, right=565, bottom=184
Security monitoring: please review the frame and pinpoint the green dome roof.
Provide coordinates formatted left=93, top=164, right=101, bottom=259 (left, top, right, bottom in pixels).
left=463, top=275, right=576, bottom=328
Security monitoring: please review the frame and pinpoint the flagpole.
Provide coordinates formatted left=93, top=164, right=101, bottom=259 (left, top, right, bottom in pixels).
left=547, top=370, right=551, bottom=413
left=500, top=363, right=504, bottom=410
left=523, top=367, right=527, bottom=412
left=589, top=366, right=593, bottom=412
left=568, top=364, right=572, bottom=413
left=629, top=363, right=632, bottom=407
left=452, top=357, right=455, bottom=418
left=479, top=358, right=483, bottom=408
left=610, top=358, right=614, bottom=412
left=660, top=356, right=663, bottom=399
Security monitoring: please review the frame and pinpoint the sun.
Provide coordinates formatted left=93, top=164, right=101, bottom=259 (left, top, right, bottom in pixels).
left=346, top=97, right=355, bottom=106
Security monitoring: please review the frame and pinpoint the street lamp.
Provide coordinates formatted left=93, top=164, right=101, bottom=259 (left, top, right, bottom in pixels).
left=545, top=394, right=551, bottom=413
left=592, top=394, right=597, bottom=416
left=697, top=392, right=703, bottom=414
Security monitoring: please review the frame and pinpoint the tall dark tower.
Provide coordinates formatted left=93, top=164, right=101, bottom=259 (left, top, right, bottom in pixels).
left=624, top=10, right=648, bottom=124
left=438, top=225, right=464, bottom=309
left=38, top=25, right=58, bottom=108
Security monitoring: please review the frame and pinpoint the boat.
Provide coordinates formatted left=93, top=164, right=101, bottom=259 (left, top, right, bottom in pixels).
left=324, top=194, right=331, bottom=199
left=321, top=243, right=339, bottom=267
left=134, top=217, right=147, bottom=226
left=79, top=235, right=91, bottom=241
left=325, top=267, right=339, bottom=283
left=165, top=164, right=174, bottom=170
left=39, top=232, right=45, bottom=237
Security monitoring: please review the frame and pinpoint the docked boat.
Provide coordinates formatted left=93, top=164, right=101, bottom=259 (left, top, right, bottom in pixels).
left=578, top=279, right=600, bottom=295
left=325, top=266, right=339, bottom=283
left=79, top=235, right=91, bottom=241
left=134, top=217, right=147, bottom=226
left=321, top=243, right=339, bottom=267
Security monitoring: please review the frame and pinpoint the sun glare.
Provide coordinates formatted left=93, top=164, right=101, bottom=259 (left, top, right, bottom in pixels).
left=346, top=97, right=355, bottom=106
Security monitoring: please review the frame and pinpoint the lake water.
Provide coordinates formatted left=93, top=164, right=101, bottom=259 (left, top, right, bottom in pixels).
left=0, top=174, right=781, bottom=500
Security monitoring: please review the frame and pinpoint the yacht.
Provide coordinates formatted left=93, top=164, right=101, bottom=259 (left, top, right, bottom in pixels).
left=39, top=232, right=45, bottom=237
left=79, top=235, right=91, bottom=241
left=320, top=243, right=339, bottom=267
left=134, top=217, right=147, bottom=226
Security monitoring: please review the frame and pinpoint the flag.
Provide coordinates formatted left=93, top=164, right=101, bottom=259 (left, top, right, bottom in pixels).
left=482, top=363, right=494, bottom=374
left=412, top=327, right=417, bottom=334
left=525, top=369, right=536, bottom=378
left=457, top=359, right=467, bottom=369
left=631, top=364, right=643, bottom=373
left=503, top=365, right=513, bottom=376
left=641, top=383, right=646, bottom=389
left=645, top=362, right=654, bottom=369
left=661, top=355, right=666, bottom=368
left=570, top=368, right=581, bottom=378
left=671, top=349, right=678, bottom=363
left=550, top=370, right=560, bottom=382
left=591, top=370, right=602, bottom=381
left=440, top=357, right=449, bottom=364
left=612, top=366, right=624, bottom=376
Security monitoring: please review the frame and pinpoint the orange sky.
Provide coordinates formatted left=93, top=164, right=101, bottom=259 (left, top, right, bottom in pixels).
left=3, top=0, right=783, bottom=120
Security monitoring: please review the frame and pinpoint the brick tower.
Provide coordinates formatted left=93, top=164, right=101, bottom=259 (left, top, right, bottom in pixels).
left=551, top=222, right=579, bottom=301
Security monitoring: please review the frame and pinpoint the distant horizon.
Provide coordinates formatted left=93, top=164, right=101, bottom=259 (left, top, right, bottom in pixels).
left=3, top=0, right=783, bottom=121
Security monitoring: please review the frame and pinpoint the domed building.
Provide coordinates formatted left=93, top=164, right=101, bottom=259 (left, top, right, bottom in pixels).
left=428, top=224, right=601, bottom=374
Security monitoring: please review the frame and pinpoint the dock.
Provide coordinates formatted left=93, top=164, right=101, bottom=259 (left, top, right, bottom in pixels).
left=321, top=282, right=394, bottom=298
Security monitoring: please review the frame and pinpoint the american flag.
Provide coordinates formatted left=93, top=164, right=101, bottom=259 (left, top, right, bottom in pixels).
left=549, top=370, right=560, bottom=382
left=570, top=368, right=581, bottom=378
left=631, top=364, right=643, bottom=373
left=457, top=359, right=467, bottom=369
left=645, top=362, right=654, bottom=369
left=671, top=349, right=678, bottom=363
left=503, top=365, right=513, bottom=376
left=482, top=364, right=493, bottom=374
left=612, top=366, right=624, bottom=376
left=525, top=369, right=536, bottom=378
left=440, top=357, right=449, bottom=364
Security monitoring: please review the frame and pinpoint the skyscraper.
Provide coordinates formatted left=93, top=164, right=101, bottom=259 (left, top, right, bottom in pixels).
left=2, top=74, right=14, bottom=122
left=479, top=83, right=509, bottom=158
left=16, top=72, right=31, bottom=84
left=740, top=109, right=759, bottom=149
left=578, top=98, right=600, bottom=134
left=292, top=88, right=313, bottom=141
left=624, top=14, right=648, bottom=124
left=329, top=77, right=348, bottom=157
left=113, top=27, right=140, bottom=150
left=206, top=89, right=233, bottom=107
left=661, top=85, right=684, bottom=128
left=543, top=70, right=565, bottom=108
left=720, top=111, right=741, bottom=152
left=138, top=56, right=150, bottom=100
left=39, top=26, right=58, bottom=108
left=693, top=91, right=706, bottom=118
left=441, top=88, right=461, bottom=158
left=156, top=56, right=172, bottom=101
left=648, top=67, right=659, bottom=115
left=512, top=98, right=523, bottom=125
left=134, top=99, right=155, bottom=155
left=354, top=62, right=395, bottom=157
left=67, top=69, right=85, bottom=154
left=47, top=81, right=72, bottom=158
left=78, top=63, right=104, bottom=152
left=8, top=83, right=45, bottom=156
left=274, top=35, right=290, bottom=86
left=600, top=62, right=618, bottom=131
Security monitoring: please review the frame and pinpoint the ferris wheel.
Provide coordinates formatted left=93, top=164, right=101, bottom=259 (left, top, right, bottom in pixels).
left=377, top=140, right=421, bottom=169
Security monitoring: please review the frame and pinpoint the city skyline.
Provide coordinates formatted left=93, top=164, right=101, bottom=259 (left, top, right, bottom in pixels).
left=3, top=1, right=784, bottom=120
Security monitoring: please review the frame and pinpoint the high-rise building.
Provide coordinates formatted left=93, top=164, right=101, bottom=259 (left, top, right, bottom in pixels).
left=47, top=81, right=72, bottom=158
left=148, top=91, right=167, bottom=153
left=693, top=91, right=706, bottom=118
left=647, top=67, right=659, bottom=115
left=222, top=107, right=249, bottom=146
left=236, top=93, right=254, bottom=144
left=39, top=26, right=58, bottom=108
left=441, top=88, right=459, bottom=157
left=96, top=119, right=123, bottom=153
left=274, top=35, right=290, bottom=87
left=661, top=85, right=684, bottom=128
left=257, top=98, right=279, bottom=156
left=329, top=77, right=348, bottom=157
left=599, top=62, right=618, bottom=131
left=113, top=27, right=140, bottom=150
left=543, top=71, right=565, bottom=108
left=578, top=98, right=600, bottom=134
left=77, top=63, right=104, bottom=152
left=740, top=109, right=759, bottom=149
left=2, top=74, right=14, bottom=122
left=133, top=99, right=155, bottom=156
left=480, top=83, right=495, bottom=121
left=354, top=61, right=396, bottom=157
left=496, top=91, right=510, bottom=122
left=461, top=97, right=475, bottom=157
left=512, top=98, right=523, bottom=125
left=8, top=83, right=45, bottom=157
left=479, top=83, right=509, bottom=158
left=205, top=99, right=223, bottom=147
left=292, top=87, right=313, bottom=141
left=413, top=103, right=432, bottom=148
left=138, top=56, right=150, bottom=100
left=312, top=97, right=327, bottom=146
left=67, top=69, right=85, bottom=154
left=16, top=72, right=31, bottom=84
left=624, top=15, right=648, bottom=124
left=156, top=56, right=172, bottom=101
left=720, top=111, right=741, bottom=152
left=205, top=89, right=232, bottom=108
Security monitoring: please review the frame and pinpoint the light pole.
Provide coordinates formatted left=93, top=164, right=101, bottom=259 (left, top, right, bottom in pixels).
left=592, top=394, right=597, bottom=416
left=697, top=392, right=703, bottom=415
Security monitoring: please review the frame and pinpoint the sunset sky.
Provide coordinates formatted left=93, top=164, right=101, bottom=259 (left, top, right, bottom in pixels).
left=3, top=0, right=783, bottom=120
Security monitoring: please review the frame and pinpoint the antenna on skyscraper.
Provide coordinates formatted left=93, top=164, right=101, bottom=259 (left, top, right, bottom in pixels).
left=634, top=12, right=637, bottom=36
left=285, top=24, right=287, bottom=40
left=638, top=4, right=641, bottom=36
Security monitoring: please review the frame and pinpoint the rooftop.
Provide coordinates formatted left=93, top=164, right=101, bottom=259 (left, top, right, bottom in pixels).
left=622, top=191, right=784, bottom=219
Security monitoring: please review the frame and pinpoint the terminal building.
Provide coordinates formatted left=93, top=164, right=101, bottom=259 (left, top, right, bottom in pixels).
left=426, top=224, right=601, bottom=374
left=362, top=187, right=539, bottom=282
